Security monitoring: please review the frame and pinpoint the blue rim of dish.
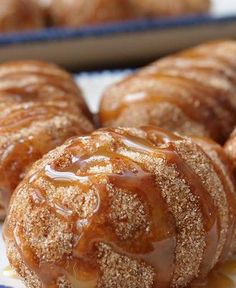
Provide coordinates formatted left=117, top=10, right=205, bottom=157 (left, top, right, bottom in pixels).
left=0, top=14, right=235, bottom=46
left=0, top=286, right=13, bottom=288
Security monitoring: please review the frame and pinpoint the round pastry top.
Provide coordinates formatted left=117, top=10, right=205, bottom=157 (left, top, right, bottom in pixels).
left=4, top=126, right=236, bottom=287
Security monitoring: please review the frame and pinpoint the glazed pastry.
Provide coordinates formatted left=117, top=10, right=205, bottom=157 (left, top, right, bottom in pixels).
left=48, top=0, right=135, bottom=28
left=0, top=0, right=45, bottom=33
left=129, top=0, right=210, bottom=17
left=3, top=126, right=236, bottom=288
left=0, top=60, right=94, bottom=219
left=100, top=40, right=236, bottom=144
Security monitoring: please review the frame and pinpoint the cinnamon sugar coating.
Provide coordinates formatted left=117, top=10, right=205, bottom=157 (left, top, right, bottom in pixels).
left=3, top=126, right=236, bottom=288
left=100, top=40, right=236, bottom=144
left=0, top=61, right=94, bottom=219
left=0, top=0, right=45, bottom=33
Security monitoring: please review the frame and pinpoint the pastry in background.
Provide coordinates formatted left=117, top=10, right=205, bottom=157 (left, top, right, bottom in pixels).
left=0, top=60, right=94, bottom=219
left=48, top=0, right=210, bottom=28
left=100, top=40, right=236, bottom=144
left=0, top=0, right=211, bottom=32
left=48, top=0, right=135, bottom=28
left=3, top=126, right=236, bottom=288
left=34, top=0, right=52, bottom=25
left=0, top=0, right=45, bottom=33
left=130, top=0, right=211, bottom=17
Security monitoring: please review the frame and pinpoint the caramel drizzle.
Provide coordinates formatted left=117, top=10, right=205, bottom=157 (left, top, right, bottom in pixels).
left=101, top=74, right=219, bottom=124
left=4, top=128, right=234, bottom=287
left=0, top=61, right=94, bottom=218
left=100, top=42, right=236, bottom=143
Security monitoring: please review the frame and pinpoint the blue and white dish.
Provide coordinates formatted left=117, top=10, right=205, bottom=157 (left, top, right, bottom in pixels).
left=0, top=0, right=235, bottom=69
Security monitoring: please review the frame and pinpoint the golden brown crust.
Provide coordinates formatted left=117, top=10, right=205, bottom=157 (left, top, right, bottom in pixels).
left=0, top=0, right=45, bottom=33
left=100, top=40, right=236, bottom=144
left=0, top=60, right=94, bottom=219
left=3, top=126, right=236, bottom=288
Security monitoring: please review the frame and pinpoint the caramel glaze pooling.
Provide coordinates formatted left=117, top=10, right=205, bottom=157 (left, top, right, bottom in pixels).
left=100, top=40, right=236, bottom=144
left=0, top=61, right=94, bottom=219
left=3, top=126, right=236, bottom=288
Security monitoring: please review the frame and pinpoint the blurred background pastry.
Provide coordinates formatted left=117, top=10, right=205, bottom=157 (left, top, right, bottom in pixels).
left=0, top=60, right=94, bottom=219
left=3, top=126, right=236, bottom=288
left=0, top=0, right=45, bottom=33
left=99, top=40, right=236, bottom=144
left=130, top=0, right=211, bottom=17
left=48, top=0, right=210, bottom=28
left=0, top=0, right=212, bottom=32
left=48, top=0, right=136, bottom=28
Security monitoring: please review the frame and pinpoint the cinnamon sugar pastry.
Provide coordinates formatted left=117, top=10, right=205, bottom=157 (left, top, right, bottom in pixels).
left=0, top=61, right=94, bottom=219
left=0, top=0, right=45, bottom=33
left=100, top=40, right=236, bottom=144
left=48, top=0, right=135, bottom=28
left=130, top=0, right=210, bottom=17
left=3, top=126, right=236, bottom=288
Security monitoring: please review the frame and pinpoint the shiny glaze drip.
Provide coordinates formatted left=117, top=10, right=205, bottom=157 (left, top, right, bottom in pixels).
left=3, top=127, right=236, bottom=288
left=100, top=41, right=236, bottom=143
left=100, top=74, right=219, bottom=127
left=42, top=131, right=177, bottom=287
left=0, top=61, right=94, bottom=219
left=0, top=104, right=64, bottom=132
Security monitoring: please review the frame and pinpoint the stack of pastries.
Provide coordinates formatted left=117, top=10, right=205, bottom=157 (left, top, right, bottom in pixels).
left=0, top=0, right=210, bottom=32
left=2, top=40, right=236, bottom=288
left=0, top=60, right=94, bottom=219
